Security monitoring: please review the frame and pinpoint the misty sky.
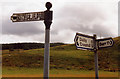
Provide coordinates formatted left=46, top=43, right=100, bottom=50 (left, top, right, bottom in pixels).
left=0, top=0, right=119, bottom=44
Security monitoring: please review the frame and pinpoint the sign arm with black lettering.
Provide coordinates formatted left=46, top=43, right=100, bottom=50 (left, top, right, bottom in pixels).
left=74, top=33, right=94, bottom=50
left=97, top=37, right=114, bottom=49
left=74, top=33, right=114, bottom=79
left=11, top=11, right=44, bottom=22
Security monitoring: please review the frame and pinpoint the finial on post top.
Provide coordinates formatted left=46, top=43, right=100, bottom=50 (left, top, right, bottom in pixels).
left=45, top=2, right=52, bottom=10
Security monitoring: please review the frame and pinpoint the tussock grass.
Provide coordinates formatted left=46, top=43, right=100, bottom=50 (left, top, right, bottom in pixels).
left=2, top=37, right=120, bottom=75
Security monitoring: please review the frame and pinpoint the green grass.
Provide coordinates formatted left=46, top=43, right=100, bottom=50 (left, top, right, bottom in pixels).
left=2, top=67, right=118, bottom=76
left=2, top=67, right=43, bottom=75
left=2, top=37, right=120, bottom=76
left=2, top=43, right=119, bottom=70
left=2, top=44, right=94, bottom=70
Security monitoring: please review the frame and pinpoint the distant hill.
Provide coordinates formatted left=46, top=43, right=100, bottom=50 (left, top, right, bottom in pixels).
left=1, top=42, right=65, bottom=50
left=2, top=37, right=120, bottom=71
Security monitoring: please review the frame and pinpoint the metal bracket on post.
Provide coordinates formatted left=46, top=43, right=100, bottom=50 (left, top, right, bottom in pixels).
left=43, top=2, right=52, bottom=79
left=93, top=34, right=99, bottom=79
left=44, top=2, right=53, bottom=30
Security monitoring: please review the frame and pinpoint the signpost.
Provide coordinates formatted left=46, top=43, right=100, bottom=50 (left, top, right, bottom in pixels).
left=43, top=2, right=52, bottom=79
left=11, top=12, right=44, bottom=22
left=93, top=34, right=99, bottom=79
left=74, top=33, right=94, bottom=50
left=97, top=37, right=114, bottom=49
left=11, top=2, right=53, bottom=79
left=74, top=33, right=114, bottom=79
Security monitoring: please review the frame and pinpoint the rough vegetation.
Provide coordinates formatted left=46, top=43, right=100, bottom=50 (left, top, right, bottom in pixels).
left=2, top=37, right=120, bottom=72
left=1, top=43, right=65, bottom=50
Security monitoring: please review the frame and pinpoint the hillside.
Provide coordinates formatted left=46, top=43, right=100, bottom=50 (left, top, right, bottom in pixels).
left=97, top=36, right=120, bottom=71
left=2, top=37, right=120, bottom=71
left=1, top=42, right=65, bottom=50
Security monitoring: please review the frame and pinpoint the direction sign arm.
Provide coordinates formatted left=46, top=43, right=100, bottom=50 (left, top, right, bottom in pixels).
left=97, top=37, right=114, bottom=49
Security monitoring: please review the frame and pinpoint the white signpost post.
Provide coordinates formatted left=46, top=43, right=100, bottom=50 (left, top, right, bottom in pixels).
left=11, top=2, right=53, bottom=79
left=74, top=33, right=114, bottom=79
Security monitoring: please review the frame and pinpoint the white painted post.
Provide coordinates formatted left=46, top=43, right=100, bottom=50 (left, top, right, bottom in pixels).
left=43, top=2, right=52, bottom=79
left=44, top=29, right=50, bottom=78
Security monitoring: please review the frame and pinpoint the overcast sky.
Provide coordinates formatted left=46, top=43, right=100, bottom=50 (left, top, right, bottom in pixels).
left=0, top=0, right=119, bottom=44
